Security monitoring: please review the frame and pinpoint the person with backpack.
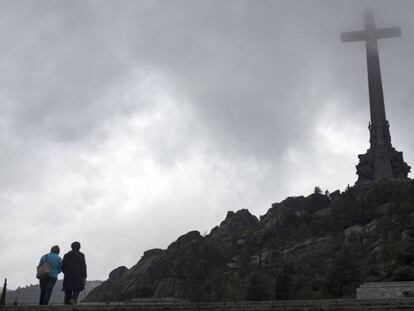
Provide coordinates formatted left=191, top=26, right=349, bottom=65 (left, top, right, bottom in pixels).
left=37, top=245, right=62, bottom=305
left=61, top=241, right=87, bottom=305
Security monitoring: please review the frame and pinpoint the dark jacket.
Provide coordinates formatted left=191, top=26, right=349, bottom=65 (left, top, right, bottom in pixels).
left=61, top=250, right=87, bottom=291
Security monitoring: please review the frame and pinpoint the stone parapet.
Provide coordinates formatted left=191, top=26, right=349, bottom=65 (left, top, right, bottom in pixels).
left=2, top=299, right=414, bottom=311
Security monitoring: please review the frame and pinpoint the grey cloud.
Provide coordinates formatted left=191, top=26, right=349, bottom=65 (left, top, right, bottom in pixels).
left=0, top=0, right=413, bottom=288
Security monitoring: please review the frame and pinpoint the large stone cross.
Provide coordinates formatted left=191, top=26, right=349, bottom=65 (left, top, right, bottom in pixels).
left=341, top=9, right=410, bottom=183
left=341, top=8, right=400, bottom=148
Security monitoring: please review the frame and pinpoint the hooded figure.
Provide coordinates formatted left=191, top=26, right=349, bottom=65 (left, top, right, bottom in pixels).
left=61, top=241, right=87, bottom=304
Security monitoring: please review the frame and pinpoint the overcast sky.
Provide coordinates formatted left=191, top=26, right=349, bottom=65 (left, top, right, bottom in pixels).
left=1, top=0, right=413, bottom=289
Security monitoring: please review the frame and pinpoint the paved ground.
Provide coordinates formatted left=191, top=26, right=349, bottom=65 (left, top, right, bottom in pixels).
left=2, top=299, right=414, bottom=311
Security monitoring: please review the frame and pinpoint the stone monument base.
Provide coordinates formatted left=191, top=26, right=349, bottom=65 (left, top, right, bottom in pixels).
left=356, top=145, right=411, bottom=185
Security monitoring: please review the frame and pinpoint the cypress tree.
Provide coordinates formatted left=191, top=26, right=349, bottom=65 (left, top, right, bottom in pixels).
left=0, top=278, right=6, bottom=306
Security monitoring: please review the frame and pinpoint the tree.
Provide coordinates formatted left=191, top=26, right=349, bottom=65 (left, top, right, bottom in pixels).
left=327, top=250, right=360, bottom=297
left=314, top=186, right=322, bottom=195
left=275, top=265, right=293, bottom=300
left=0, top=278, right=6, bottom=306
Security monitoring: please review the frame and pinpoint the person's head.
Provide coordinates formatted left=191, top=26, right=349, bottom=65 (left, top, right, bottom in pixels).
left=51, top=245, right=60, bottom=254
left=71, top=241, right=81, bottom=251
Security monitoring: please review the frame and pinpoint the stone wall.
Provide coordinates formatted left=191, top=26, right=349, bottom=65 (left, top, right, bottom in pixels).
left=357, top=282, right=414, bottom=299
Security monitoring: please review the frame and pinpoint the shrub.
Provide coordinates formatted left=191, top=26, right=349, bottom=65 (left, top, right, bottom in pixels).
left=393, top=266, right=414, bottom=281
left=246, top=272, right=273, bottom=301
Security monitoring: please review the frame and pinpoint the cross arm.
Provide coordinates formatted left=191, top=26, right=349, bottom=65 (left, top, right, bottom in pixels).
left=341, top=30, right=366, bottom=42
left=341, top=27, right=401, bottom=43
left=375, top=27, right=401, bottom=39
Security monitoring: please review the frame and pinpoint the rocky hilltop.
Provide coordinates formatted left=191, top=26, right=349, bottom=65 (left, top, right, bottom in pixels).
left=85, top=180, right=414, bottom=302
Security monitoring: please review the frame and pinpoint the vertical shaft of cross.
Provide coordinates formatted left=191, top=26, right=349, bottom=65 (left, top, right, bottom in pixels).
left=364, top=9, right=389, bottom=148
left=341, top=8, right=411, bottom=183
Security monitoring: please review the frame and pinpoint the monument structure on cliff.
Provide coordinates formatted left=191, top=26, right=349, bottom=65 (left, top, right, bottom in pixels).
left=341, top=9, right=411, bottom=184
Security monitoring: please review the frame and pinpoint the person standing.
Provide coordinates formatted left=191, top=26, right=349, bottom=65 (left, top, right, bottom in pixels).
left=38, top=245, right=62, bottom=305
left=61, top=241, right=87, bottom=305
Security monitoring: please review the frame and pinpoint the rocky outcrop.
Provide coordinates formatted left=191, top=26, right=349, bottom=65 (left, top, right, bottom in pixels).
left=207, top=209, right=259, bottom=252
left=86, top=180, right=414, bottom=302
left=84, top=267, right=128, bottom=302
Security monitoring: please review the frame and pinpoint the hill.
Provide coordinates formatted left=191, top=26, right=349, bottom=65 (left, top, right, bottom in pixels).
left=5, top=280, right=101, bottom=304
left=85, top=180, right=414, bottom=302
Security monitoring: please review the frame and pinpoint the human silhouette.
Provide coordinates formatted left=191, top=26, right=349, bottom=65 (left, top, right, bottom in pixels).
left=38, top=246, right=62, bottom=305
left=61, top=241, right=87, bottom=305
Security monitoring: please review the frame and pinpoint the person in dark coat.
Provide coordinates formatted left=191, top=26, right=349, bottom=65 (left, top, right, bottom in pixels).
left=61, top=241, right=87, bottom=305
